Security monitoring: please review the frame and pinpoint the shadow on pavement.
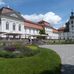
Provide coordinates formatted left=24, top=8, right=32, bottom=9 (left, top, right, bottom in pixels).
left=39, top=64, right=74, bottom=74
left=61, top=64, right=74, bottom=74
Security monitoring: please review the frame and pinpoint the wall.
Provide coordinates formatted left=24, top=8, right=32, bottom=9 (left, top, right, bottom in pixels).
left=0, top=16, right=24, bottom=38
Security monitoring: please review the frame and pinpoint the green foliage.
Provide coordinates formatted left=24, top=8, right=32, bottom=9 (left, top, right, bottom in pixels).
left=26, top=44, right=38, bottom=50
left=0, top=44, right=40, bottom=58
left=39, top=28, right=45, bottom=34
left=14, top=44, right=40, bottom=57
left=39, top=29, right=47, bottom=39
left=0, top=50, right=16, bottom=58
left=0, top=45, right=61, bottom=74
left=48, top=39, right=74, bottom=44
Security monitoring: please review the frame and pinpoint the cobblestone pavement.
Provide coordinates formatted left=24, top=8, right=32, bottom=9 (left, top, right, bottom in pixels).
left=39, top=44, right=74, bottom=74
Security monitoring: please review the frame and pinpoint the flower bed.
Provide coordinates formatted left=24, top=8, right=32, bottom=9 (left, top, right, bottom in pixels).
left=0, top=45, right=61, bottom=74
left=0, top=44, right=40, bottom=58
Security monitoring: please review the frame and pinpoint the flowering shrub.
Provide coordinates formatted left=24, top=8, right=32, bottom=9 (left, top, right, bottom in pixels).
left=4, top=46, right=16, bottom=52
left=1, top=44, right=40, bottom=58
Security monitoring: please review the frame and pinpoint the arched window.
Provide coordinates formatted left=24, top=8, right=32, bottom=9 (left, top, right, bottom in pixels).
left=13, top=23, right=15, bottom=30
left=6, top=22, right=9, bottom=30
left=19, top=24, right=21, bottom=31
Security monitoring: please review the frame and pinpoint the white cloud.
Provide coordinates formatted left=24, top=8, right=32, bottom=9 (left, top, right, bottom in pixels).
left=22, top=14, right=43, bottom=22
left=22, top=12, right=62, bottom=25
left=0, top=0, right=5, bottom=5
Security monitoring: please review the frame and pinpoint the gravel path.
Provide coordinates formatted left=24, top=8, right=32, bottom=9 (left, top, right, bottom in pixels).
left=39, top=44, right=74, bottom=74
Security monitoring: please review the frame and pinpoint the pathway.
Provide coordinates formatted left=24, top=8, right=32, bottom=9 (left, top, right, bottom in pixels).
left=39, top=44, right=74, bottom=74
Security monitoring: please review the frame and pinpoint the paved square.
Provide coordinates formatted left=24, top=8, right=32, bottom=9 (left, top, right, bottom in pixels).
left=39, top=44, right=74, bottom=74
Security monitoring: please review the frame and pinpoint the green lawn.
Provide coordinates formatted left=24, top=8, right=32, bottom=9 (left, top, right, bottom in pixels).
left=0, top=45, right=61, bottom=74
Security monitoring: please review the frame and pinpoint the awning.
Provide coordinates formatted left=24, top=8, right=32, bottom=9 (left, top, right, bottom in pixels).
left=0, top=32, right=6, bottom=34
left=4, top=32, right=22, bottom=35
left=29, top=34, right=48, bottom=37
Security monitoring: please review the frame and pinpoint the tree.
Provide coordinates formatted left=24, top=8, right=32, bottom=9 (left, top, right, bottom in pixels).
left=39, top=28, right=45, bottom=34
left=38, top=28, right=46, bottom=39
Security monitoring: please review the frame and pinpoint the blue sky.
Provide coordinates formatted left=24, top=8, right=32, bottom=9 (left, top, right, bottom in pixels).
left=0, top=0, right=74, bottom=28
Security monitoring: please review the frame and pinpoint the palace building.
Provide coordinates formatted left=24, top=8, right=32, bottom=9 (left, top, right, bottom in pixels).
left=58, top=12, right=74, bottom=40
left=0, top=7, right=59, bottom=39
left=0, top=7, right=25, bottom=39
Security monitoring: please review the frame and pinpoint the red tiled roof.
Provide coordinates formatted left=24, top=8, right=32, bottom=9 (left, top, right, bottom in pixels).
left=0, top=7, right=54, bottom=30
left=58, top=27, right=65, bottom=32
left=24, top=20, right=43, bottom=30
left=52, top=29, right=58, bottom=33
left=38, top=20, right=53, bottom=28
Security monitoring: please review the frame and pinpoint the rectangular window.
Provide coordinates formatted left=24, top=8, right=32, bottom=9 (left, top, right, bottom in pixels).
left=0, top=21, right=1, bottom=26
left=29, top=28, right=31, bottom=33
left=19, top=25, right=21, bottom=31
left=24, top=27, right=26, bottom=33
left=13, top=24, right=15, bottom=30
left=71, top=21, right=73, bottom=24
left=6, top=22, right=9, bottom=30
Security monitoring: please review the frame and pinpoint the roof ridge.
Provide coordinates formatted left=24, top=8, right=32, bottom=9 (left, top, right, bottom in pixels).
left=24, top=19, right=39, bottom=25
